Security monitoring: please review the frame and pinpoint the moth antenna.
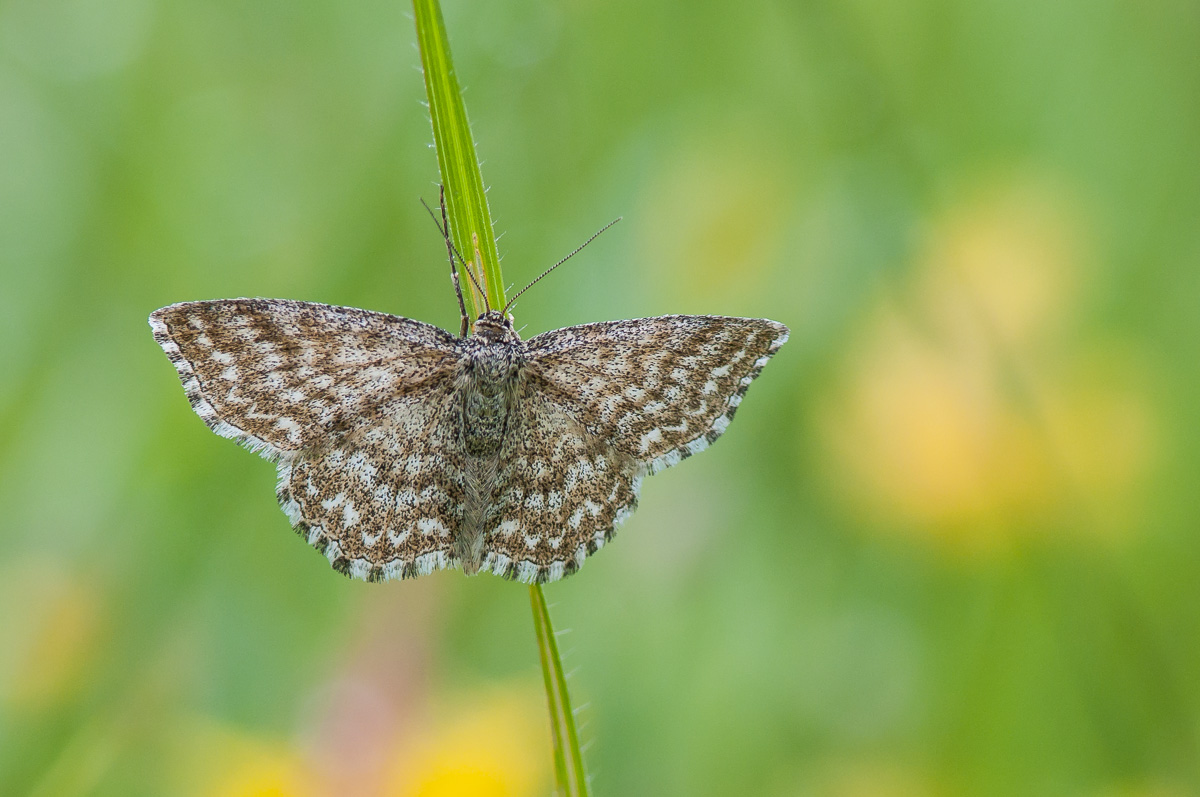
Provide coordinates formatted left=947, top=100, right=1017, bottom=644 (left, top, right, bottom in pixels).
left=427, top=185, right=468, bottom=336
left=503, top=217, right=621, bottom=314
left=421, top=192, right=489, bottom=316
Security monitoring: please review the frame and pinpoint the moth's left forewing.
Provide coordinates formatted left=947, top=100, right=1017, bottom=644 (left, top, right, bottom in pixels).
left=525, top=315, right=789, bottom=473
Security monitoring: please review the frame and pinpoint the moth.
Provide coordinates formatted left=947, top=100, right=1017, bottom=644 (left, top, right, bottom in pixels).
left=150, top=207, right=787, bottom=584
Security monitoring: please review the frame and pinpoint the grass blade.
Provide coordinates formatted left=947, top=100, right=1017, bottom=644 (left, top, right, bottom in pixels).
left=413, top=0, right=504, bottom=315
left=411, top=3, right=591, bottom=794
left=531, top=582, right=591, bottom=796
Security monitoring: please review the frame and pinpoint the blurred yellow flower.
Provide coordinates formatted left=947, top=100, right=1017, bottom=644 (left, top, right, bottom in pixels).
left=174, top=720, right=317, bottom=797
left=171, top=684, right=547, bottom=797
left=0, top=560, right=106, bottom=711
left=384, top=687, right=548, bottom=797
left=782, top=758, right=942, bottom=797
left=210, top=757, right=314, bottom=797
left=638, top=132, right=787, bottom=306
left=820, top=178, right=1157, bottom=551
left=925, top=180, right=1080, bottom=349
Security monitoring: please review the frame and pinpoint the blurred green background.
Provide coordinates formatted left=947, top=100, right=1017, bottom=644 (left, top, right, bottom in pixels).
left=2, top=0, right=1199, bottom=795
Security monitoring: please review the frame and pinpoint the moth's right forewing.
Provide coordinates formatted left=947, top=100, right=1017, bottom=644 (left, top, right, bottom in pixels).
left=150, top=299, right=460, bottom=459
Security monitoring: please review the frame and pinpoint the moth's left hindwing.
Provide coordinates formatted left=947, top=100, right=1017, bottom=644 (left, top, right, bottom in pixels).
left=475, top=315, right=788, bottom=584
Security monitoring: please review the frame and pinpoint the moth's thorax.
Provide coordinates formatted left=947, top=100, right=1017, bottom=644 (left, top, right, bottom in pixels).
left=461, top=339, right=525, bottom=391
left=463, top=310, right=525, bottom=394
left=459, top=313, right=525, bottom=459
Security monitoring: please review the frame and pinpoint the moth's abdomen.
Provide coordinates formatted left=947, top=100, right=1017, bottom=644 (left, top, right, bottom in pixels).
left=456, top=343, right=525, bottom=572
left=460, top=346, right=522, bottom=458
left=462, top=389, right=509, bottom=458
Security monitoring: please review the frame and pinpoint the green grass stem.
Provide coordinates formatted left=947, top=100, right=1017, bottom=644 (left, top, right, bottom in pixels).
left=412, top=0, right=504, bottom=315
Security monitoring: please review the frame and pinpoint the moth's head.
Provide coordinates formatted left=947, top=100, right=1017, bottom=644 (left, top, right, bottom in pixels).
left=472, top=310, right=518, bottom=344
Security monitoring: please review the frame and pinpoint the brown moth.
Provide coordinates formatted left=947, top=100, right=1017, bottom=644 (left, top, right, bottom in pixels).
left=151, top=213, right=787, bottom=583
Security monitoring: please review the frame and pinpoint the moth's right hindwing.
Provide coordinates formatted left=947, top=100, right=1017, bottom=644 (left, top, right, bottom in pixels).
left=152, top=298, right=468, bottom=582
left=277, top=385, right=468, bottom=582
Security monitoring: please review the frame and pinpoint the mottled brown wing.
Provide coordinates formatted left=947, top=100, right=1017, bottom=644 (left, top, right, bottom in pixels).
left=481, top=315, right=788, bottom=584
left=277, top=387, right=467, bottom=581
left=479, top=384, right=641, bottom=584
left=151, top=298, right=466, bottom=580
left=150, top=299, right=459, bottom=458
left=525, top=315, right=789, bottom=474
